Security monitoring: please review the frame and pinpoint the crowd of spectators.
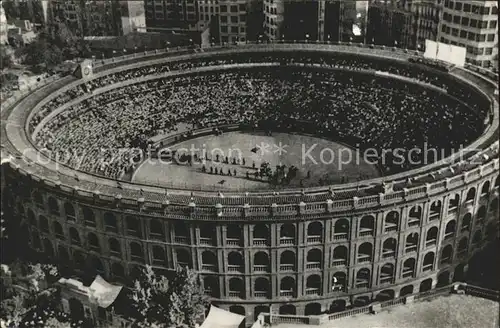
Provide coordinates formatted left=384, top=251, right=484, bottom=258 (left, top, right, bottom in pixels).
left=31, top=53, right=488, bottom=181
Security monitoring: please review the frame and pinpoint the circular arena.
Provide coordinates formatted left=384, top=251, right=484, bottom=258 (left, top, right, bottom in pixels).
left=1, top=43, right=499, bottom=326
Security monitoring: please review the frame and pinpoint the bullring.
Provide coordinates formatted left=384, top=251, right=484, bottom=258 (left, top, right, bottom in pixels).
left=1, top=43, right=499, bottom=326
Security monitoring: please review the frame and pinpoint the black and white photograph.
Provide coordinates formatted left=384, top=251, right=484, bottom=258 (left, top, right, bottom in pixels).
left=0, top=0, right=499, bottom=327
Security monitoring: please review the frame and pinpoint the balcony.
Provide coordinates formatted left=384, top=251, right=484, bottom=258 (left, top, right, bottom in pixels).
left=200, top=237, right=214, bottom=246
left=110, top=250, right=120, bottom=257
left=332, top=259, right=346, bottom=266
left=429, top=213, right=440, bottom=221
left=359, top=229, right=373, bottom=237
left=425, top=239, right=436, bottom=247
left=228, top=265, right=243, bottom=273
left=379, top=276, right=393, bottom=284
left=355, top=282, right=369, bottom=289
left=280, top=237, right=294, bottom=245
left=408, top=219, right=420, bottom=227
left=227, top=238, right=241, bottom=246
left=444, top=232, right=454, bottom=240
left=448, top=206, right=458, bottom=214
left=280, top=264, right=294, bottom=271
left=202, top=264, right=217, bottom=272
left=382, top=251, right=396, bottom=259
left=333, top=233, right=348, bottom=240
left=253, top=265, right=269, bottom=273
left=357, top=255, right=371, bottom=263
left=280, top=290, right=294, bottom=297
left=305, top=288, right=320, bottom=296
left=384, top=225, right=398, bottom=233
left=131, top=256, right=144, bottom=263
left=254, top=291, right=268, bottom=298
left=253, top=238, right=268, bottom=246
left=307, top=236, right=322, bottom=243
left=306, top=262, right=321, bottom=270
left=174, top=236, right=189, bottom=244
left=422, top=264, right=433, bottom=272
left=402, top=270, right=414, bottom=278
left=405, top=245, right=418, bottom=253
left=228, top=291, right=242, bottom=298
left=150, top=233, right=163, bottom=241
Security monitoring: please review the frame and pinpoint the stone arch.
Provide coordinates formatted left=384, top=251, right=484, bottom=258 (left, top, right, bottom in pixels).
left=33, top=191, right=44, bottom=208
left=426, top=226, right=438, bottom=245
left=305, top=274, right=322, bottom=295
left=203, top=276, right=219, bottom=298
left=111, top=263, right=125, bottom=279
left=64, top=202, right=75, bottom=221
left=253, top=224, right=269, bottom=242
left=481, top=181, right=490, bottom=195
left=332, top=245, right=348, bottom=266
left=461, top=213, right=472, bottom=232
left=453, top=263, right=466, bottom=282
left=408, top=205, right=422, bottom=226
left=306, top=248, right=322, bottom=267
left=384, top=210, right=399, bottom=232
left=202, top=251, right=218, bottom=270
left=353, top=296, right=371, bottom=307
left=448, top=194, right=460, bottom=210
left=228, top=251, right=244, bottom=272
left=466, top=188, right=476, bottom=202
left=304, top=303, right=322, bottom=315
left=402, top=258, right=416, bottom=278
left=359, top=215, right=375, bottom=236
left=444, top=220, right=456, bottom=239
left=89, top=256, right=105, bottom=276
left=472, top=230, right=482, bottom=245
left=405, top=232, right=419, bottom=252
left=437, top=271, right=450, bottom=287
left=457, top=237, right=468, bottom=254
left=476, top=206, right=486, bottom=221
left=280, top=250, right=296, bottom=270
left=419, top=278, right=432, bottom=292
left=130, top=242, right=144, bottom=262
left=226, top=224, right=243, bottom=241
left=229, top=305, right=246, bottom=327
left=69, top=227, right=80, bottom=245
left=355, top=268, right=371, bottom=288
left=176, top=248, right=191, bottom=268
left=430, top=200, right=441, bottom=217
left=43, top=239, right=54, bottom=258
left=307, top=221, right=323, bottom=241
left=422, top=251, right=435, bottom=272
left=73, top=251, right=86, bottom=270
left=58, top=246, right=70, bottom=263
left=329, top=300, right=346, bottom=313
left=254, top=277, right=270, bottom=297
left=376, top=289, right=395, bottom=302
left=109, top=238, right=121, bottom=256
left=82, top=207, right=96, bottom=227
left=228, top=278, right=245, bottom=298
left=174, top=221, right=190, bottom=237
left=199, top=223, right=217, bottom=243
left=254, top=252, right=270, bottom=271
left=333, top=219, right=349, bottom=239
left=53, top=221, right=64, bottom=239
left=126, top=216, right=141, bottom=237
left=150, top=219, right=164, bottom=239
left=440, top=244, right=453, bottom=265
left=88, top=232, right=100, bottom=251
left=400, top=284, right=414, bottom=297
left=332, top=271, right=347, bottom=291
left=280, top=224, right=295, bottom=243
left=379, top=263, right=395, bottom=284
left=152, top=245, right=167, bottom=266
left=280, top=276, right=295, bottom=296
left=254, top=305, right=270, bottom=321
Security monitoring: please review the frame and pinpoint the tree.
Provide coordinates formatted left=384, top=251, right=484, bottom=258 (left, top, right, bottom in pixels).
left=45, top=317, right=71, bottom=328
left=18, top=38, right=63, bottom=70
left=129, top=266, right=208, bottom=327
left=0, top=295, right=26, bottom=327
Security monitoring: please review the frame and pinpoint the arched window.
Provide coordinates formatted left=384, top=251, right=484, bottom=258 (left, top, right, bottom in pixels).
left=405, top=232, right=419, bottom=253
left=64, top=202, right=75, bottom=221
left=90, top=257, right=105, bottom=276
left=425, top=226, right=438, bottom=246
left=39, top=215, right=49, bottom=233
left=130, top=242, right=144, bottom=262
left=355, top=268, right=371, bottom=288
left=43, top=239, right=54, bottom=258
left=174, top=221, right=190, bottom=243
left=126, top=216, right=141, bottom=237
left=444, top=220, right=456, bottom=240
left=476, top=206, right=486, bottom=222
left=112, top=263, right=125, bottom=279
left=254, top=306, right=270, bottom=321
left=333, top=219, right=349, bottom=240
left=408, top=206, right=422, bottom=227
left=280, top=250, right=296, bottom=271
left=307, top=221, right=323, bottom=243
left=472, top=230, right=482, bottom=245
left=279, top=304, right=296, bottom=315
left=379, top=263, right=395, bottom=284
left=332, top=272, right=347, bottom=291
left=73, top=251, right=86, bottom=270
left=461, top=213, right=472, bottom=232
left=254, top=252, right=269, bottom=272
left=279, top=277, right=295, bottom=297
left=104, top=212, right=118, bottom=233
left=150, top=219, right=164, bottom=240
left=422, top=252, right=435, bottom=272
left=152, top=246, right=167, bottom=266
left=88, top=233, right=100, bottom=252
left=402, top=258, right=416, bottom=277
left=280, top=224, right=295, bottom=244
left=58, top=246, right=70, bottom=263
left=384, top=211, right=399, bottom=232
left=228, top=252, right=244, bottom=272
left=304, top=303, right=322, bottom=315
left=109, top=238, right=121, bottom=256
left=253, top=224, right=269, bottom=245
left=69, top=227, right=80, bottom=245
left=203, top=276, right=219, bottom=298
left=306, top=249, right=322, bottom=269
left=357, top=242, right=373, bottom=263
left=305, top=275, right=321, bottom=295
left=226, top=224, right=243, bottom=246
left=466, top=188, right=476, bottom=202
left=440, top=245, right=453, bottom=264
left=199, top=224, right=216, bottom=245
left=48, top=197, right=59, bottom=216
left=481, top=181, right=490, bottom=196
left=202, top=251, right=218, bottom=272
left=448, top=194, right=460, bottom=211
left=53, top=221, right=64, bottom=239
left=382, top=238, right=397, bottom=258
left=332, top=246, right=348, bottom=266
left=429, top=200, right=441, bottom=219
left=359, top=215, right=375, bottom=236
left=228, top=278, right=244, bottom=298
left=176, top=249, right=191, bottom=268
left=457, top=237, right=468, bottom=255
left=33, top=191, right=44, bottom=209
left=82, top=207, right=96, bottom=227
left=254, top=277, right=270, bottom=298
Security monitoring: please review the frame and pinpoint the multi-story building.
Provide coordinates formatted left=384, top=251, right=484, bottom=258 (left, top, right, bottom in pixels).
left=412, top=0, right=442, bottom=49
left=46, top=0, right=145, bottom=37
left=438, top=0, right=498, bottom=68
left=263, top=0, right=367, bottom=43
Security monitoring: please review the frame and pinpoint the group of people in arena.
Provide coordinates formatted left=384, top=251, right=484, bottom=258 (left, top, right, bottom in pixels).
left=31, top=53, right=488, bottom=183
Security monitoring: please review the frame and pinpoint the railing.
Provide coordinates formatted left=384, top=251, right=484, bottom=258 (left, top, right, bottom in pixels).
left=259, top=282, right=500, bottom=326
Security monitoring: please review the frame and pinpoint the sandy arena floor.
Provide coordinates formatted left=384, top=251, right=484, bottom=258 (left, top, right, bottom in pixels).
left=273, top=295, right=499, bottom=328
left=133, top=131, right=381, bottom=190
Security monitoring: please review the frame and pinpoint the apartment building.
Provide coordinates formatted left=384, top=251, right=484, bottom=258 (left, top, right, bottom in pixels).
left=438, top=0, right=498, bottom=67
left=263, top=0, right=367, bottom=42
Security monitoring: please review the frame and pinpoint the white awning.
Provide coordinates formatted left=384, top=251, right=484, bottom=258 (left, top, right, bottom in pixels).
left=89, top=275, right=123, bottom=308
left=199, top=306, right=245, bottom=328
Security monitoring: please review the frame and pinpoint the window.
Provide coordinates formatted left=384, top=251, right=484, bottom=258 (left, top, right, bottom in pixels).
left=451, top=28, right=459, bottom=36
left=480, top=21, right=488, bottom=28
left=485, top=47, right=493, bottom=55
left=463, top=3, right=471, bottom=12
left=221, top=26, right=228, bottom=33
left=455, top=2, right=462, bottom=10
left=446, top=26, right=451, bottom=33
left=444, top=13, right=451, bottom=22
left=231, top=26, right=238, bottom=33
left=472, top=5, right=479, bottom=14
left=231, top=16, right=238, bottom=23
left=453, top=16, right=460, bottom=24
left=449, top=1, right=454, bottom=9
left=487, top=34, right=495, bottom=41
left=468, top=32, right=476, bottom=40
left=200, top=6, right=204, bottom=12
left=460, top=30, right=467, bottom=38
left=470, top=19, right=478, bottom=27
left=462, top=17, right=469, bottom=25
left=240, top=26, right=245, bottom=33
left=240, top=15, right=246, bottom=22
left=493, top=7, right=498, bottom=15
left=466, top=45, right=474, bottom=54
left=441, top=24, right=447, bottom=32
left=221, top=16, right=227, bottom=23
left=239, top=4, right=245, bottom=11
left=220, top=5, right=227, bottom=12
left=490, top=21, right=497, bottom=29
left=481, top=7, right=490, bottom=15
left=230, top=5, right=237, bottom=12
